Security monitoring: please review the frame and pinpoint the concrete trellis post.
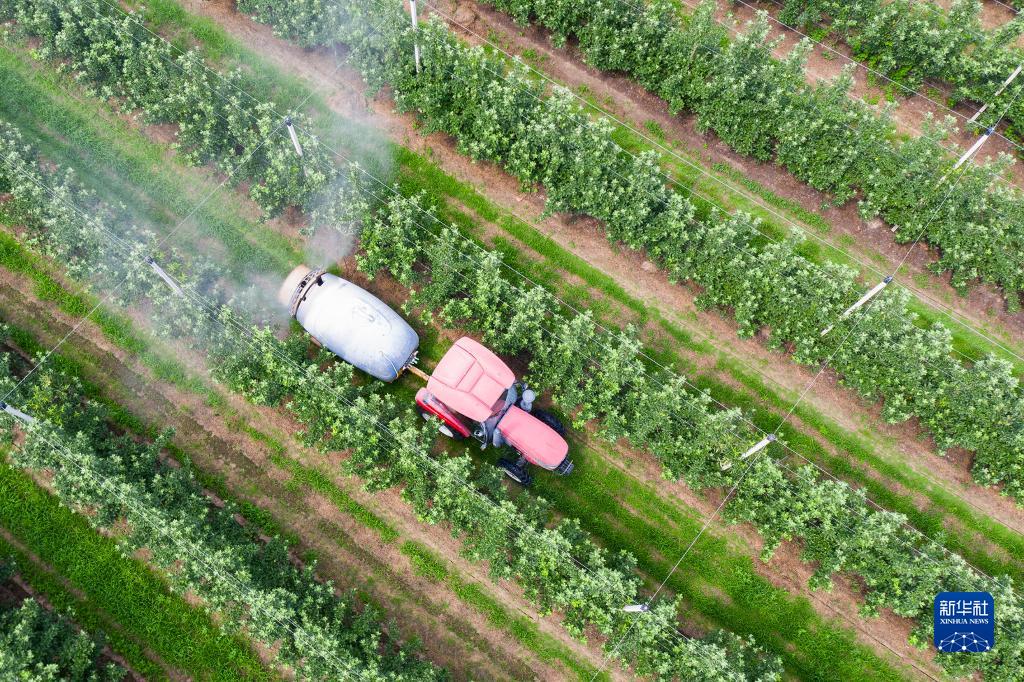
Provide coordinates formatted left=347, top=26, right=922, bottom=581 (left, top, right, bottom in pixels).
left=409, top=0, right=422, bottom=74
left=146, top=256, right=184, bottom=297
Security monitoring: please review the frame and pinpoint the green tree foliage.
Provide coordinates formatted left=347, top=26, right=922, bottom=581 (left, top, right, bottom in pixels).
left=776, top=0, right=1024, bottom=144
left=0, top=123, right=777, bottom=680
left=1, top=0, right=332, bottom=218
left=460, top=0, right=1024, bottom=306
left=349, top=183, right=1024, bottom=680
left=0, top=596, right=126, bottom=682
left=0, top=359, right=442, bottom=682
left=6, top=2, right=1024, bottom=673
left=227, top=0, right=1024, bottom=504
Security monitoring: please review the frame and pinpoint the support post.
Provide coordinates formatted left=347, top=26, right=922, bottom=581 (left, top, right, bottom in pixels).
left=1, top=401, right=36, bottom=426
left=623, top=604, right=650, bottom=613
left=146, top=257, right=184, bottom=297
left=969, top=64, right=1023, bottom=123
left=739, top=433, right=776, bottom=460
left=820, top=276, right=893, bottom=337
left=285, top=116, right=304, bottom=157
left=409, top=0, right=422, bottom=74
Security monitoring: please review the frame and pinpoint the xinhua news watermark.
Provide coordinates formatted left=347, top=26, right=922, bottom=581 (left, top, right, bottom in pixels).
left=934, top=592, right=994, bottom=653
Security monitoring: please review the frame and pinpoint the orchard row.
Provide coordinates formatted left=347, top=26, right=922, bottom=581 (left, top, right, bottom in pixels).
left=2, top=1, right=1021, bottom=677
left=233, top=0, right=1024, bottom=500
left=0, top=556, right=127, bottom=681
left=0, top=119, right=776, bottom=679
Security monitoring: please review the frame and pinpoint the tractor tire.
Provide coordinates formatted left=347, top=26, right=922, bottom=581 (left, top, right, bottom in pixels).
left=497, top=458, right=533, bottom=486
left=533, top=409, right=566, bottom=436
left=419, top=409, right=464, bottom=440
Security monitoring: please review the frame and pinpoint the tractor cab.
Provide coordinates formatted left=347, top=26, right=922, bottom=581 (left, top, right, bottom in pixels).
left=416, top=337, right=572, bottom=485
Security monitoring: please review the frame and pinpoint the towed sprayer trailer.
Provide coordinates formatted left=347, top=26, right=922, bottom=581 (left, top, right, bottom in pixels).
left=280, top=266, right=573, bottom=485
left=278, top=265, right=419, bottom=381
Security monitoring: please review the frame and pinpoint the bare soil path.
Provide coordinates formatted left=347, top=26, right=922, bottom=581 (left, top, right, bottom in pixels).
left=5, top=6, right=1011, bottom=675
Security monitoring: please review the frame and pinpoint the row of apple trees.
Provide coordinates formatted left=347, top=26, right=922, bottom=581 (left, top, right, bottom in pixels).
left=1, top=3, right=1018, bottom=676
left=236, top=0, right=1024, bottom=503
left=4, top=98, right=1021, bottom=676
left=424, top=0, right=1024, bottom=305
left=358, top=187, right=1024, bottom=681
left=0, top=119, right=778, bottom=679
left=775, top=0, right=1024, bottom=138
left=0, top=0, right=333, bottom=219
left=7, top=0, right=1020, bottom=508
left=0, top=559, right=127, bottom=681
left=0, top=331, right=441, bottom=678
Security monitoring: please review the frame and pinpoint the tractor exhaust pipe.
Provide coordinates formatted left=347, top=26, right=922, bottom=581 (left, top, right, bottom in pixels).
left=519, top=389, right=536, bottom=412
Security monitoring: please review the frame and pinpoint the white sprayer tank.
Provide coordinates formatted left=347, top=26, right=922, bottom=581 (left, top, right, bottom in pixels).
left=278, top=266, right=419, bottom=382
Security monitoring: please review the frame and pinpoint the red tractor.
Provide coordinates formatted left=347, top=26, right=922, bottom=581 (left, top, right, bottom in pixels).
left=410, top=336, right=572, bottom=485
left=280, top=266, right=572, bottom=486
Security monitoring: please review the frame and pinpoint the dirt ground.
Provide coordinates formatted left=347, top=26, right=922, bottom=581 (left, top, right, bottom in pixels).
left=441, top=0, right=1024, bottom=345
left=0, top=232, right=939, bottom=679
left=7, top=2, right=1015, bottom=677
left=425, top=0, right=1024, bottom=522
left=98, top=2, right=1024, bottom=675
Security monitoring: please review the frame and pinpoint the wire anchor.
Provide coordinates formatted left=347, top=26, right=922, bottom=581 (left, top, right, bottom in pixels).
left=284, top=116, right=304, bottom=157
left=820, top=276, right=893, bottom=337
left=409, top=0, right=422, bottom=74
left=146, top=256, right=184, bottom=297
left=0, top=401, right=36, bottom=426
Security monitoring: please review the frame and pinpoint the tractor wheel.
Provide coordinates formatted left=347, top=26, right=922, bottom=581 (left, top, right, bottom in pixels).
left=419, top=409, right=464, bottom=440
left=497, top=458, right=533, bottom=486
left=533, top=409, right=566, bottom=436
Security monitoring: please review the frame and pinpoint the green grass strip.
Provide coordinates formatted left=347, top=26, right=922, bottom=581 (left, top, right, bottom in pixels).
left=0, top=229, right=212, bottom=400
left=395, top=150, right=1024, bottom=582
left=482, top=15, right=1024, bottom=377
left=528, top=441, right=911, bottom=682
left=0, top=459, right=273, bottom=681
left=0, top=534, right=167, bottom=681
left=701, top=358, right=1024, bottom=582
left=0, top=3, right=991, bottom=675
left=5, top=303, right=603, bottom=681
left=268, top=453, right=401, bottom=544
